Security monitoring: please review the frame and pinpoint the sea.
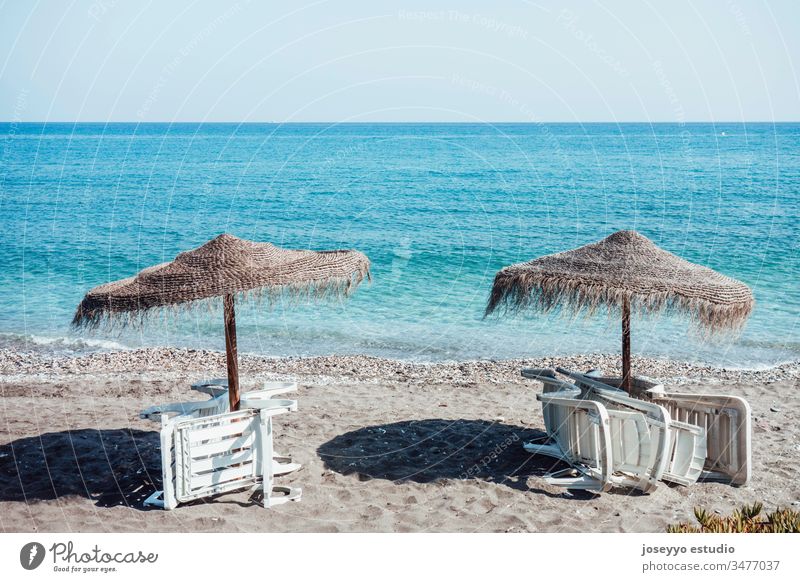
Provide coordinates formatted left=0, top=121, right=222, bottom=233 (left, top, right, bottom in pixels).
left=0, top=122, right=798, bottom=368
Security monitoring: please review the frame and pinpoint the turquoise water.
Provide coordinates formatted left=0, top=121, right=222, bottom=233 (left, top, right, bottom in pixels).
left=0, top=122, right=798, bottom=367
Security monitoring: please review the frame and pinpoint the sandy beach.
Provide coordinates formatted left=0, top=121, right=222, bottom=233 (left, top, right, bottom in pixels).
left=1, top=347, right=797, bottom=533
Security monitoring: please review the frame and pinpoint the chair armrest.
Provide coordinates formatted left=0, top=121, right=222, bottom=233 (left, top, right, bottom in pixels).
left=240, top=395, right=298, bottom=415
left=521, top=368, right=556, bottom=380
left=191, top=378, right=229, bottom=397
left=259, top=381, right=298, bottom=397
left=140, top=399, right=220, bottom=421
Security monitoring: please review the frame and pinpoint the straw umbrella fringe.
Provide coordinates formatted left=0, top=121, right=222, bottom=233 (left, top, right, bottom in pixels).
left=72, top=273, right=370, bottom=329
left=73, top=234, right=370, bottom=409
left=73, top=236, right=370, bottom=327
left=486, top=273, right=753, bottom=333
left=485, top=230, right=754, bottom=390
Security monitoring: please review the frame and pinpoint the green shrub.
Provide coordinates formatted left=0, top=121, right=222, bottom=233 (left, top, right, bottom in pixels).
left=667, top=502, right=800, bottom=533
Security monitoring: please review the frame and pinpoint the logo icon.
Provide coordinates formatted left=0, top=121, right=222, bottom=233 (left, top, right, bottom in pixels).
left=20, top=542, right=46, bottom=570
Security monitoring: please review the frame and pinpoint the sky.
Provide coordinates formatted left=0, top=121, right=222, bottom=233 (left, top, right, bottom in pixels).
left=0, top=0, right=798, bottom=122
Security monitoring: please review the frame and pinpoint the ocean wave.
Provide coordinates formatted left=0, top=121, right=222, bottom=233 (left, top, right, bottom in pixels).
left=0, top=333, right=131, bottom=354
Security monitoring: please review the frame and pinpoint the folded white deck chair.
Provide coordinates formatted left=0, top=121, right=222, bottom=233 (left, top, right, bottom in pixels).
left=523, top=370, right=665, bottom=492
left=533, top=392, right=668, bottom=492
left=649, top=392, right=751, bottom=485
left=523, top=394, right=614, bottom=492
left=563, top=369, right=748, bottom=485
left=185, top=380, right=302, bottom=476
left=142, top=405, right=300, bottom=476
left=560, top=369, right=707, bottom=487
left=144, top=397, right=302, bottom=510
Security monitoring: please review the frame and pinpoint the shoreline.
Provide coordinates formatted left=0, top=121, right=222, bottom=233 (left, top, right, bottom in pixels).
left=1, top=346, right=798, bottom=385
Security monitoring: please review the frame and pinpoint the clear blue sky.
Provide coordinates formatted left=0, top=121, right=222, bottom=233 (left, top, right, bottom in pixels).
left=1, top=0, right=798, bottom=122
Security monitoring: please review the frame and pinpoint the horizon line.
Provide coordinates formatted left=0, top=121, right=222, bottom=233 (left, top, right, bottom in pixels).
left=2, top=119, right=799, bottom=125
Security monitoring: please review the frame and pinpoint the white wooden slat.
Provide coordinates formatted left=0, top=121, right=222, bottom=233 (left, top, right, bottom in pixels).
left=620, top=418, right=640, bottom=466
left=705, top=410, right=724, bottom=464
left=189, top=430, right=256, bottom=457
left=178, top=477, right=258, bottom=502
left=160, top=420, right=177, bottom=509
left=563, top=413, right=579, bottom=463
left=188, top=462, right=256, bottom=490
left=576, top=415, right=598, bottom=465
left=185, top=419, right=254, bottom=443
left=191, top=449, right=254, bottom=473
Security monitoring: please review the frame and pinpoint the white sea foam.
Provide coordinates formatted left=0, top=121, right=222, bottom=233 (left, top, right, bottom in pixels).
left=0, top=333, right=130, bottom=353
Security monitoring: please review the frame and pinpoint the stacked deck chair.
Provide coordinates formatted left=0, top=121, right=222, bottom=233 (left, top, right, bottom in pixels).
left=140, top=381, right=302, bottom=510
left=521, top=368, right=751, bottom=493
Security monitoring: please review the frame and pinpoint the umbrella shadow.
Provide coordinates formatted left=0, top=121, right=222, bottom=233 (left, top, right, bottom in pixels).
left=0, top=428, right=162, bottom=509
left=318, top=418, right=584, bottom=497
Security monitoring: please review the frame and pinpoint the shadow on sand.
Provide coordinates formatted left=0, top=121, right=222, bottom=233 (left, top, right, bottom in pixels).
left=0, top=428, right=162, bottom=508
left=318, top=418, right=580, bottom=495
left=1, top=419, right=594, bottom=509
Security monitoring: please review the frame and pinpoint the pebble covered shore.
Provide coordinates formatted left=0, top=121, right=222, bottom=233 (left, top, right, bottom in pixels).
left=1, top=347, right=797, bottom=386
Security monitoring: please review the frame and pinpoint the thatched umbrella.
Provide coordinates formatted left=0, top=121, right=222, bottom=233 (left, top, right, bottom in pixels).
left=73, top=233, right=370, bottom=410
left=485, top=230, right=754, bottom=392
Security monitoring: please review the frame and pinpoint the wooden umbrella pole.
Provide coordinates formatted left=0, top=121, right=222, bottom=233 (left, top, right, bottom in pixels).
left=223, top=293, right=241, bottom=411
left=621, top=296, right=632, bottom=393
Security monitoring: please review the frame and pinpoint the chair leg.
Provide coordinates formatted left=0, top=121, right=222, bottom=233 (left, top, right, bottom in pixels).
left=273, top=455, right=302, bottom=475
left=523, top=441, right=569, bottom=462
left=263, top=486, right=303, bottom=506
left=544, top=468, right=606, bottom=491
left=155, top=417, right=178, bottom=510
left=144, top=490, right=166, bottom=509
